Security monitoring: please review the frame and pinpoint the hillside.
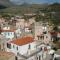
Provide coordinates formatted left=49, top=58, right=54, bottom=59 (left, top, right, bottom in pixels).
left=47, top=3, right=60, bottom=12
left=0, top=0, right=14, bottom=7
left=0, top=4, right=7, bottom=9
left=0, top=3, right=48, bottom=15
left=0, top=1, right=60, bottom=15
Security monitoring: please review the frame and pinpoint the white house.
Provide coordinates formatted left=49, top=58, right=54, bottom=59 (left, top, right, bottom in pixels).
left=1, top=27, right=15, bottom=39
left=6, top=36, right=36, bottom=56
left=1, top=26, right=25, bottom=40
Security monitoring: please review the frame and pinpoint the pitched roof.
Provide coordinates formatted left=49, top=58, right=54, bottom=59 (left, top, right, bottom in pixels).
left=10, top=36, right=34, bottom=46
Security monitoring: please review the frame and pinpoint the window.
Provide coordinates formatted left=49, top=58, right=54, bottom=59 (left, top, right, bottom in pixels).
left=8, top=32, right=10, bottom=36
left=11, top=32, right=12, bottom=35
left=43, top=31, right=47, bottom=34
left=17, top=47, right=18, bottom=50
left=28, top=44, right=31, bottom=49
left=7, top=43, right=11, bottom=49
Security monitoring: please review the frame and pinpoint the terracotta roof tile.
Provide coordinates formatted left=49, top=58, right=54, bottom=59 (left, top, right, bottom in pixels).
left=10, top=36, right=34, bottom=46
left=1, top=29, right=15, bottom=32
left=50, top=32, right=57, bottom=35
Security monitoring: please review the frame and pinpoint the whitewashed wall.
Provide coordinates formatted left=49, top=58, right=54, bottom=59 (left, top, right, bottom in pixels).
left=1, top=32, right=14, bottom=39
left=6, top=41, right=36, bottom=55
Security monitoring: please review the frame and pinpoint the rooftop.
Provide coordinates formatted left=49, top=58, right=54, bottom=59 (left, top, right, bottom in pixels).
left=10, top=36, right=34, bottom=46
left=1, top=29, right=15, bottom=32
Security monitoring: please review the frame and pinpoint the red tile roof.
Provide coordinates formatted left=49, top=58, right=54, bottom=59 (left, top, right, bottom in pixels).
left=50, top=32, right=57, bottom=35
left=10, top=36, right=34, bottom=46
left=1, top=29, right=15, bottom=32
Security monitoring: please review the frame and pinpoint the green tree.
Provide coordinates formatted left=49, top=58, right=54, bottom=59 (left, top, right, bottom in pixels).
left=23, top=14, right=29, bottom=22
left=35, top=9, right=46, bottom=22
left=1, top=13, right=13, bottom=21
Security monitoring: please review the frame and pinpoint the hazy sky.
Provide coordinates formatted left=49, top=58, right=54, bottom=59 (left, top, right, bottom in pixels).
left=10, top=0, right=60, bottom=4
